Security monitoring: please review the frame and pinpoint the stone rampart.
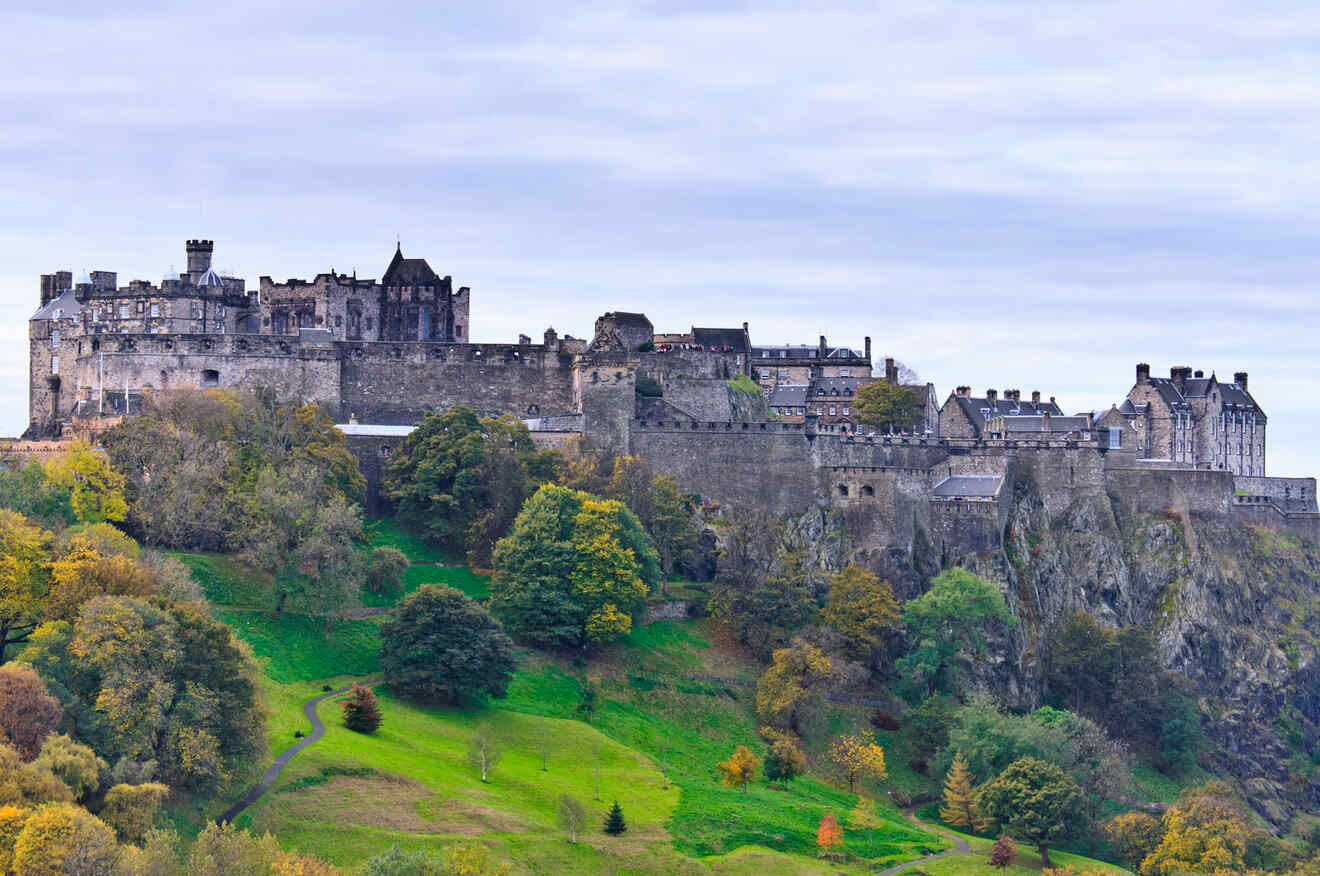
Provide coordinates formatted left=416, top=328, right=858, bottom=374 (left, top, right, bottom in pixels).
left=1106, top=467, right=1235, bottom=520
left=1234, top=476, right=1318, bottom=513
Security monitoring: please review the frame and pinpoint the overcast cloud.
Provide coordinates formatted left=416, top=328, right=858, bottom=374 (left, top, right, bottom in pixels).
left=1, top=1, right=1316, bottom=474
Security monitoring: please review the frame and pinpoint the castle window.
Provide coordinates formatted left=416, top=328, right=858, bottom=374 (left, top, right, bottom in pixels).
left=50, top=329, right=59, bottom=345
left=842, top=406, right=850, bottom=415
left=91, top=307, right=99, bottom=322
left=1109, top=427, right=1122, bottom=448
left=150, top=303, right=159, bottom=317
left=829, top=406, right=836, bottom=416
left=862, top=484, right=874, bottom=497
left=202, top=369, right=219, bottom=386
left=120, top=304, right=130, bottom=319
left=837, top=484, right=849, bottom=497
left=840, top=368, right=849, bottom=377
left=50, top=356, right=59, bottom=375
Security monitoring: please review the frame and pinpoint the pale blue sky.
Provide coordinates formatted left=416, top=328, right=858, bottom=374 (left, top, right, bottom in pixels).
left=2, top=1, right=1316, bottom=475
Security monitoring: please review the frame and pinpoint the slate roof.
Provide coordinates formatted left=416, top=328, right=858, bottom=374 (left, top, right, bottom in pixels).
left=949, top=393, right=1063, bottom=433
left=382, top=244, right=440, bottom=286
left=692, top=327, right=749, bottom=352
left=932, top=475, right=1003, bottom=498
left=31, top=287, right=81, bottom=321
left=769, top=385, right=808, bottom=407
left=753, top=344, right=864, bottom=359
left=811, top=377, right=864, bottom=396
left=995, top=415, right=1091, bottom=433
left=607, top=311, right=653, bottom=329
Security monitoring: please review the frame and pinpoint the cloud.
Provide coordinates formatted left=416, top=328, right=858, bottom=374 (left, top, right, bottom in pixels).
left=0, top=0, right=1315, bottom=474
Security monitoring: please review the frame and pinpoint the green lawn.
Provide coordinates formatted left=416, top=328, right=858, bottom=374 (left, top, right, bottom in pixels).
left=212, top=610, right=383, bottom=683
left=906, top=821, right=1133, bottom=875
left=359, top=563, right=491, bottom=606
left=365, top=517, right=457, bottom=563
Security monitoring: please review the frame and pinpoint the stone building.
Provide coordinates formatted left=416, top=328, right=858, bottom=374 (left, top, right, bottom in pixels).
left=938, top=387, right=1064, bottom=439
left=1123, top=363, right=1266, bottom=475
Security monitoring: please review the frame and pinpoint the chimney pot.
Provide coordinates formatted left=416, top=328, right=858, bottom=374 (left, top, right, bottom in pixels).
left=1234, top=371, right=1248, bottom=391
left=986, top=389, right=998, bottom=405
left=1031, top=390, right=1041, bottom=405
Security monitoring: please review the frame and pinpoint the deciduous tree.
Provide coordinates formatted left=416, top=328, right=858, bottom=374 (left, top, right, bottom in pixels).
left=557, top=793, right=585, bottom=843
left=755, top=638, right=838, bottom=735
left=11, top=801, right=117, bottom=876
left=33, top=735, right=104, bottom=803
left=0, top=743, right=73, bottom=807
left=827, top=734, right=887, bottom=794
left=816, top=812, right=844, bottom=860
left=821, top=565, right=901, bottom=665
left=0, top=510, right=52, bottom=663
left=341, top=684, right=382, bottom=734
left=45, top=441, right=128, bottom=525
left=848, top=798, right=883, bottom=846
left=99, top=781, right=168, bottom=843
left=975, top=756, right=1081, bottom=868
left=761, top=727, right=806, bottom=785
left=989, top=834, right=1017, bottom=870
left=467, top=723, right=502, bottom=783
left=365, top=547, right=409, bottom=596
left=1140, top=784, right=1248, bottom=876
left=855, top=381, right=924, bottom=434
left=898, top=568, right=1014, bottom=701
left=0, top=663, right=62, bottom=760
left=1104, top=811, right=1164, bottom=871
left=380, top=585, right=515, bottom=705
left=717, top=745, right=759, bottom=793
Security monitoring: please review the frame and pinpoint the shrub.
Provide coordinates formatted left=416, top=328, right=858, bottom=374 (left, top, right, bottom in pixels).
left=341, top=684, right=382, bottom=734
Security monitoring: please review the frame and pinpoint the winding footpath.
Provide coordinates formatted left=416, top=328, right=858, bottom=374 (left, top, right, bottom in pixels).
left=874, top=808, right=972, bottom=876
left=218, top=678, right=381, bottom=824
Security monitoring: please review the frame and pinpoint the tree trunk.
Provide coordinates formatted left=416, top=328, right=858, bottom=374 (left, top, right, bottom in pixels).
left=480, top=750, right=488, bottom=782
left=1038, top=843, right=1050, bottom=868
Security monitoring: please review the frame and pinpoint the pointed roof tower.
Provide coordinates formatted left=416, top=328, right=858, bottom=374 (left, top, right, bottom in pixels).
left=381, top=242, right=439, bottom=286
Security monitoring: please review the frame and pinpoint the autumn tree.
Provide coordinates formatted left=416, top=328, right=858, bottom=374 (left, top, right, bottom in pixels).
left=100, top=781, right=169, bottom=843
left=0, top=743, right=73, bottom=808
left=490, top=484, right=659, bottom=647
left=940, top=752, right=980, bottom=830
left=380, top=585, right=515, bottom=705
left=33, top=735, right=104, bottom=803
left=0, top=457, right=75, bottom=529
left=0, top=510, right=52, bottom=663
left=717, top=745, right=759, bottom=793
left=710, top=517, right=818, bottom=658
left=602, top=456, right=697, bottom=582
left=761, top=727, right=807, bottom=785
left=187, top=821, right=285, bottom=876
left=898, top=568, right=1014, bottom=701
left=828, top=734, right=887, bottom=794
left=848, top=798, right=884, bottom=847
left=821, top=565, right=901, bottom=665
left=755, top=638, right=839, bottom=735
left=45, top=544, right=156, bottom=621
left=11, top=801, right=118, bottom=876
left=467, top=723, right=502, bottom=783
left=855, top=381, right=924, bottom=434
left=1104, top=811, right=1164, bottom=871
left=341, top=684, right=382, bottom=734
left=558, top=793, right=585, bottom=843
left=1140, top=783, right=1248, bottom=876
left=365, top=546, right=409, bottom=596
left=0, top=805, right=29, bottom=873
left=976, top=756, right=1081, bottom=868
left=989, top=834, right=1018, bottom=870
left=45, top=441, right=129, bottom=525
left=603, top=800, right=627, bottom=836
left=0, top=663, right=61, bottom=760
left=817, top=812, right=844, bottom=860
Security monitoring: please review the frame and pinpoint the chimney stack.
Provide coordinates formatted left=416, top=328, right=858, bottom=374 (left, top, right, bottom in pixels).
left=885, top=357, right=898, bottom=384
left=986, top=389, right=998, bottom=406
left=818, top=335, right=827, bottom=358
left=1234, top=371, right=1248, bottom=391
left=957, top=385, right=970, bottom=397
left=186, top=239, right=214, bottom=277
left=1136, top=362, right=1150, bottom=385
left=864, top=336, right=871, bottom=361
left=1031, top=390, right=1041, bottom=405
left=742, top=321, right=748, bottom=333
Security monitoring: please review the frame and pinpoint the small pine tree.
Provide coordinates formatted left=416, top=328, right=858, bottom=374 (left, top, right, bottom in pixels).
left=940, top=751, right=977, bottom=829
left=603, top=799, right=627, bottom=835
left=341, top=684, right=382, bottom=734
left=989, top=834, right=1017, bottom=870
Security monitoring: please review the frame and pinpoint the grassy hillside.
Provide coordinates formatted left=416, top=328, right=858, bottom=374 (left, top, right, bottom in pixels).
left=191, top=525, right=1133, bottom=874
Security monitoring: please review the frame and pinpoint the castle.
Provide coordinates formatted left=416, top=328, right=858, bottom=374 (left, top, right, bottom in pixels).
left=27, top=239, right=1318, bottom=550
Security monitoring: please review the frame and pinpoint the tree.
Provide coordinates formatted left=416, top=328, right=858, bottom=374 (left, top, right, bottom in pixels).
left=45, top=545, right=156, bottom=621
left=710, top=525, right=818, bottom=658
left=0, top=663, right=62, bottom=759
left=110, top=827, right=181, bottom=875
left=187, top=821, right=284, bottom=876
left=848, top=798, right=883, bottom=846
left=602, top=800, right=627, bottom=836
left=816, top=812, right=844, bottom=860
left=557, top=793, right=585, bottom=843
left=45, top=441, right=128, bottom=525
left=365, top=547, right=409, bottom=596
left=602, top=456, right=697, bottom=581
left=0, top=458, right=74, bottom=529
left=898, top=568, right=1014, bottom=701
left=467, top=724, right=502, bottom=783
left=383, top=407, right=555, bottom=558
left=100, top=781, right=169, bottom=843
left=975, top=756, right=1082, bottom=868
left=0, top=510, right=52, bottom=663
left=755, top=638, right=839, bottom=735
left=11, top=801, right=118, bottom=876
left=490, top=484, right=658, bottom=647
left=380, top=585, right=515, bottom=705
left=34, top=735, right=105, bottom=803
left=717, top=745, right=759, bottom=793
left=1104, top=811, right=1164, bottom=871
left=940, top=752, right=980, bottom=830
left=855, top=381, right=924, bottom=434
left=989, top=834, right=1017, bottom=870
left=0, top=743, right=73, bottom=807
left=821, top=565, right=901, bottom=665
left=761, top=727, right=806, bottom=785
left=1033, top=708, right=1131, bottom=855
left=0, top=805, right=30, bottom=873
left=827, top=734, right=887, bottom=794
left=341, top=684, right=382, bottom=734
left=1045, top=611, right=1119, bottom=716
left=1140, top=784, right=1248, bottom=876
left=577, top=680, right=601, bottom=724
left=909, top=694, right=958, bottom=766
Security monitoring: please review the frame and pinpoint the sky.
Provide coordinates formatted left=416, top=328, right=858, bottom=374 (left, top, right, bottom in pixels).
left=2, top=1, right=1316, bottom=476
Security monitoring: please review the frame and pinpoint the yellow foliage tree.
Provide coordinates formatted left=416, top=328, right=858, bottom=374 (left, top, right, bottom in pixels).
left=828, top=734, right=887, bottom=794
left=584, top=603, right=632, bottom=643
left=821, top=565, right=901, bottom=658
left=0, top=510, right=52, bottom=660
left=100, top=782, right=169, bottom=844
left=1104, top=811, right=1164, bottom=870
left=44, top=442, right=128, bottom=525
left=46, top=546, right=155, bottom=621
left=11, top=801, right=117, bottom=875
left=755, top=638, right=836, bottom=732
left=1140, top=788, right=1247, bottom=876
left=717, top=745, right=759, bottom=793
left=940, top=752, right=982, bottom=830
left=847, top=797, right=884, bottom=846
left=0, top=805, right=30, bottom=873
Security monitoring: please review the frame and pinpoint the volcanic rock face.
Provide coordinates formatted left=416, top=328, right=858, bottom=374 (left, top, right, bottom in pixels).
left=781, top=474, right=1320, bottom=826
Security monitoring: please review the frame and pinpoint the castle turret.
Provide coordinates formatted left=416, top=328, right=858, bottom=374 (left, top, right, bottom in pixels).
left=186, top=239, right=214, bottom=277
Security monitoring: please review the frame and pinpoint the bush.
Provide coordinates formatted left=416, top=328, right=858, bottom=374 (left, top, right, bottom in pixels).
left=366, top=547, right=409, bottom=596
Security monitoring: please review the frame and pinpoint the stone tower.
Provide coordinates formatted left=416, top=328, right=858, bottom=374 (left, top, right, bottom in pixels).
left=186, top=239, right=214, bottom=278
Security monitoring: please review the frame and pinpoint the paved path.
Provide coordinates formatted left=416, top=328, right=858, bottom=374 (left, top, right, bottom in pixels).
left=874, top=808, right=972, bottom=876
left=218, top=678, right=380, bottom=824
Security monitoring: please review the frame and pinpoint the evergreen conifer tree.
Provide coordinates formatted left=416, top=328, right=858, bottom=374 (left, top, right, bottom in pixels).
left=940, top=751, right=978, bottom=829
left=603, top=799, right=627, bottom=835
